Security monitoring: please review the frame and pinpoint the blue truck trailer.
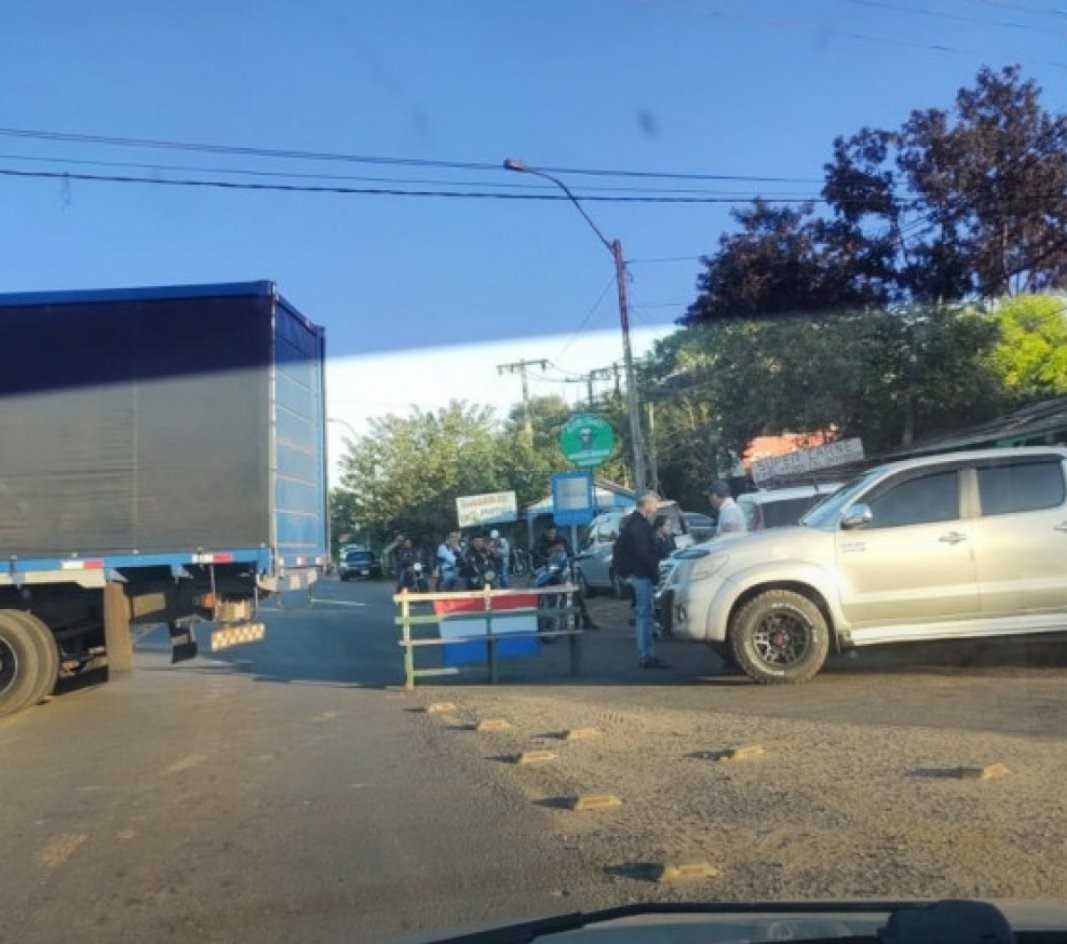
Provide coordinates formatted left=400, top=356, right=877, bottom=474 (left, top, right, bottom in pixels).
left=0, top=281, right=328, bottom=715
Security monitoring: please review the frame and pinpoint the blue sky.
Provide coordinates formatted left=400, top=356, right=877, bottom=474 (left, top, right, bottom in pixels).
left=1, top=0, right=1064, bottom=458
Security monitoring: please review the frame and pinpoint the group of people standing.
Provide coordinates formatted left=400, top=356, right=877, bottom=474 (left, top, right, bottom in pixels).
left=612, top=480, right=746, bottom=670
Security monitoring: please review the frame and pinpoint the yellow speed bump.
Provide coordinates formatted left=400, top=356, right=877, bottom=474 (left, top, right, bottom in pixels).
left=476, top=718, right=512, bottom=732
left=563, top=727, right=598, bottom=741
left=717, top=745, right=765, bottom=762
left=956, top=763, right=1009, bottom=780
left=425, top=702, right=457, bottom=715
left=570, top=794, right=622, bottom=811
left=657, top=861, right=720, bottom=883
left=516, top=750, right=557, bottom=765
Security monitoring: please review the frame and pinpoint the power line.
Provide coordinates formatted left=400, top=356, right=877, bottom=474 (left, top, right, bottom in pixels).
left=0, top=126, right=823, bottom=184
left=650, top=0, right=1067, bottom=70
left=964, top=0, right=1067, bottom=18
left=843, top=0, right=1048, bottom=32
left=554, top=276, right=618, bottom=362
left=0, top=166, right=833, bottom=204
left=0, top=151, right=824, bottom=198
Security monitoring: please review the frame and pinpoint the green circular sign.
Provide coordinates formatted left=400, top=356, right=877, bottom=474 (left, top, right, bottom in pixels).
left=559, top=413, right=615, bottom=468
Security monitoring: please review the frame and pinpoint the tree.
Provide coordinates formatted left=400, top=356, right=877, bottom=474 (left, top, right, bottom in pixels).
left=683, top=66, right=1067, bottom=326
left=825, top=65, right=1067, bottom=301
left=643, top=305, right=1003, bottom=462
left=990, top=294, right=1067, bottom=402
left=682, top=201, right=890, bottom=324
left=337, top=400, right=507, bottom=544
left=329, top=487, right=361, bottom=551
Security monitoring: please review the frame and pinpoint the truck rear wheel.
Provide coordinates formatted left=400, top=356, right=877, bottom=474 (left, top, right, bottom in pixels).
left=0, top=610, right=47, bottom=715
left=729, top=589, right=829, bottom=684
left=8, top=611, right=58, bottom=709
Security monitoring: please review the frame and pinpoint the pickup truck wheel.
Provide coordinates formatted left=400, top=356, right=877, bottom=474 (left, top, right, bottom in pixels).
left=0, top=611, right=43, bottom=715
left=729, top=590, right=829, bottom=684
left=9, top=611, right=58, bottom=708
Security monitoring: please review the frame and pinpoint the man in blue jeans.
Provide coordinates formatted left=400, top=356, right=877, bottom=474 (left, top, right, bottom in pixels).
left=613, top=490, right=669, bottom=669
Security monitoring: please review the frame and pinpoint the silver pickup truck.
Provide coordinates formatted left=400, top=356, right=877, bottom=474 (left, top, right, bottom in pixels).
left=662, top=446, right=1067, bottom=683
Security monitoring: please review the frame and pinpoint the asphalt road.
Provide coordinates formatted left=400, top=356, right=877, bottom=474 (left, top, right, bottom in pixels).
left=3, top=578, right=1067, bottom=944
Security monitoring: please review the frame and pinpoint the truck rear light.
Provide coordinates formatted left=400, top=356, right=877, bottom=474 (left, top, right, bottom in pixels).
left=61, top=559, right=105, bottom=570
left=192, top=552, right=235, bottom=564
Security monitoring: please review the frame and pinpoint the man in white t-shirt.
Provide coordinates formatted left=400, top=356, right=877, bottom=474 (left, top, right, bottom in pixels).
left=706, top=480, right=747, bottom=537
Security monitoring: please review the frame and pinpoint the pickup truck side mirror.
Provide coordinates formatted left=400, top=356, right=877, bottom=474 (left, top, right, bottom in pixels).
left=841, top=503, right=874, bottom=530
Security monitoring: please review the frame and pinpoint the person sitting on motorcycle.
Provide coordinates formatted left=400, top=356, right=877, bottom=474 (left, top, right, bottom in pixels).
left=435, top=530, right=464, bottom=591
left=460, top=530, right=496, bottom=589
left=394, top=537, right=420, bottom=592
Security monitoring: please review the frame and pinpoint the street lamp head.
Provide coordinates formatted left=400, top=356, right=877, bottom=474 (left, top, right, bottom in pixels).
left=503, top=157, right=529, bottom=172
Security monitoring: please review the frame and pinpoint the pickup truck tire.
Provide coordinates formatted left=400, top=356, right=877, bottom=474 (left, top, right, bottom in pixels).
left=0, top=610, right=48, bottom=716
left=8, top=611, right=59, bottom=709
left=729, top=589, right=830, bottom=685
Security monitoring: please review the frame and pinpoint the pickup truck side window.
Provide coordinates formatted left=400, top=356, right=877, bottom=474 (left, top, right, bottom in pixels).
left=865, top=470, right=960, bottom=529
left=977, top=460, right=1066, bottom=516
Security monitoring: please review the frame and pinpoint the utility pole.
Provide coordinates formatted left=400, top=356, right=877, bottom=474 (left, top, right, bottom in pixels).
left=646, top=401, right=660, bottom=494
left=503, top=158, right=648, bottom=494
left=497, top=358, right=548, bottom=437
left=613, top=239, right=648, bottom=493
left=564, top=366, right=614, bottom=409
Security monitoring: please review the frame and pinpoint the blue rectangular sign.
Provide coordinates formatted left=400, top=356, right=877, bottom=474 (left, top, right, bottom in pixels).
left=551, top=472, right=595, bottom=526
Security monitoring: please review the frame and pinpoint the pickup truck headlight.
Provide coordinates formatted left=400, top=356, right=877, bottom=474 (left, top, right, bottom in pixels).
left=689, top=553, right=729, bottom=583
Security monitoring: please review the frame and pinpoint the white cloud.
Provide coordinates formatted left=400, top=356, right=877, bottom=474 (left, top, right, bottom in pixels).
left=325, top=325, right=675, bottom=485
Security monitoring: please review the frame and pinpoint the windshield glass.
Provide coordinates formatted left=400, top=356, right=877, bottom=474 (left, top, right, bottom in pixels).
left=3, top=5, right=1066, bottom=944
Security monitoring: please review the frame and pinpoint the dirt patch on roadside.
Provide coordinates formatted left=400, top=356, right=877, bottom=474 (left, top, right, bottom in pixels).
left=411, top=688, right=1067, bottom=902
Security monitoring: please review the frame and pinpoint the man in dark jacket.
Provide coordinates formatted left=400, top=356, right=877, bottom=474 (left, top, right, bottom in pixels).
left=613, top=491, right=668, bottom=668
left=460, top=531, right=496, bottom=589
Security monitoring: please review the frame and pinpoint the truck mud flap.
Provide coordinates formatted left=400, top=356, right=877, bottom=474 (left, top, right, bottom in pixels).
left=168, top=622, right=199, bottom=664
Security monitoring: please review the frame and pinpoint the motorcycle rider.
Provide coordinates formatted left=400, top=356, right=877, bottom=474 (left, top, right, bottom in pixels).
left=435, top=530, right=464, bottom=591
left=533, top=522, right=598, bottom=629
left=393, top=536, right=420, bottom=593
left=460, top=530, right=496, bottom=589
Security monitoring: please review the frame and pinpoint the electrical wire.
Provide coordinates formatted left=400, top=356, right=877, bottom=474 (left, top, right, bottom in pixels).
left=0, top=126, right=823, bottom=184
left=554, top=276, right=618, bottom=363
left=0, top=166, right=832, bottom=204
left=842, top=0, right=1047, bottom=32
left=964, top=0, right=1067, bottom=18
left=0, top=151, right=828, bottom=198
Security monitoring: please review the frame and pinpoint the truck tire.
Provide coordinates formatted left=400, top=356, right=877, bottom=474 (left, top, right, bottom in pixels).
left=0, top=610, right=43, bottom=716
left=7, top=611, right=58, bottom=709
left=729, top=589, right=830, bottom=685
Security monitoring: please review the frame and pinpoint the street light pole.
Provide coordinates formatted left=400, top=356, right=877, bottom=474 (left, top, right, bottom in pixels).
left=503, top=157, right=647, bottom=493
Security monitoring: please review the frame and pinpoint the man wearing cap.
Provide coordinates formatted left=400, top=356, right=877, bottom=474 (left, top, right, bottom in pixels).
left=706, top=480, right=747, bottom=537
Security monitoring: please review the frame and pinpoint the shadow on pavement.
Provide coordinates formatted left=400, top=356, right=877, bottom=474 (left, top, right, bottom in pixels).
left=117, top=576, right=1067, bottom=697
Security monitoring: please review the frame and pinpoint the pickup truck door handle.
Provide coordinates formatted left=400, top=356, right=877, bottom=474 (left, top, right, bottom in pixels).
left=938, top=531, right=968, bottom=545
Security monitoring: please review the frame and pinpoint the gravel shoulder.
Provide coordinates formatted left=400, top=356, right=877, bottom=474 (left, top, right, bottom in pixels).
left=409, top=622, right=1067, bottom=903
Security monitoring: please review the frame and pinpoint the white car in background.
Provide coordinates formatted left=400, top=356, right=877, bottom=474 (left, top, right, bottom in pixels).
left=575, top=500, right=695, bottom=597
left=737, top=483, right=844, bottom=531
